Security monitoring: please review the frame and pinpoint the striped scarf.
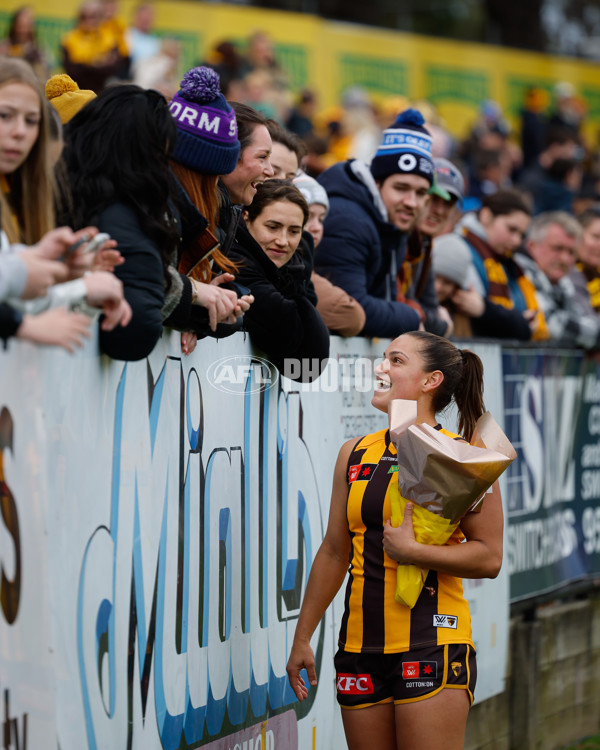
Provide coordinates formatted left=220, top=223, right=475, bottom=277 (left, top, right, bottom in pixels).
left=464, top=228, right=549, bottom=340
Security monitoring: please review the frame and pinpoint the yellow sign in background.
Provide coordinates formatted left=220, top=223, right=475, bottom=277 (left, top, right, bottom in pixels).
left=2, top=0, right=600, bottom=143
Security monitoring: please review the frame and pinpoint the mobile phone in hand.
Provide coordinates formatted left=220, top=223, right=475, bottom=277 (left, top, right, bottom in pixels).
left=79, top=232, right=111, bottom=255
left=68, top=232, right=111, bottom=256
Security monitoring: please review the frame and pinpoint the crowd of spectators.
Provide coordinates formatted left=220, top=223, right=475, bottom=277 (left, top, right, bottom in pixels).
left=2, top=1, right=600, bottom=378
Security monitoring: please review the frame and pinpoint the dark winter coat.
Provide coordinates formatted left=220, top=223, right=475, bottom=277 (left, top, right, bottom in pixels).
left=95, top=201, right=167, bottom=361
left=227, top=220, right=330, bottom=382
left=315, top=160, right=421, bottom=338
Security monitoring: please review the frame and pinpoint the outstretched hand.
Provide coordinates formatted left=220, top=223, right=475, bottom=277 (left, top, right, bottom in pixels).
left=16, top=308, right=92, bottom=353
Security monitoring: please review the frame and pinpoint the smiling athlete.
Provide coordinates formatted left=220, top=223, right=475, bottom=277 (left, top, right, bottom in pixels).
left=287, top=330, right=504, bottom=750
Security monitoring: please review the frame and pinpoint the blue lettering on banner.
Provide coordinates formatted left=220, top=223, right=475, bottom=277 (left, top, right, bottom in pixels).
left=76, top=358, right=323, bottom=748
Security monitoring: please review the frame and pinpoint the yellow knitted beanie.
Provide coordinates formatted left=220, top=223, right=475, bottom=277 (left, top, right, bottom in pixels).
left=45, top=74, right=96, bottom=124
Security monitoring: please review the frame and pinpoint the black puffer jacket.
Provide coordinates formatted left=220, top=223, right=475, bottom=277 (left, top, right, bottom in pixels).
left=228, top=220, right=330, bottom=382
left=96, top=201, right=166, bottom=361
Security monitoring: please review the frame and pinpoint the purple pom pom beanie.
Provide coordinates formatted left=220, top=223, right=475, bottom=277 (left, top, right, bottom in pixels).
left=169, top=66, right=240, bottom=175
left=370, top=108, right=434, bottom=185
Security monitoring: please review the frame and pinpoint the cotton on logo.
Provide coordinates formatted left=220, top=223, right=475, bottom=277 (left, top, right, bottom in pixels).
left=336, top=674, right=374, bottom=694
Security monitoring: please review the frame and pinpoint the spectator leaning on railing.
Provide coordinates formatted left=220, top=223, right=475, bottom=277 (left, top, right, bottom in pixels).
left=227, top=180, right=330, bottom=382
left=167, top=66, right=254, bottom=353
left=218, top=101, right=274, bottom=244
left=0, top=57, right=130, bottom=351
left=315, top=108, right=434, bottom=338
left=515, top=211, right=600, bottom=349
left=452, top=190, right=549, bottom=341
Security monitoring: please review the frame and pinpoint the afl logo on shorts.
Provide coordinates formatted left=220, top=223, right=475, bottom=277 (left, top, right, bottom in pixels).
left=336, top=674, right=374, bottom=694
left=402, top=661, right=437, bottom=679
left=398, top=154, right=417, bottom=171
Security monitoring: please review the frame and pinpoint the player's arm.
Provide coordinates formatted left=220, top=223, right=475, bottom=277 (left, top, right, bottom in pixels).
left=286, top=438, right=355, bottom=700
left=383, top=480, right=503, bottom=579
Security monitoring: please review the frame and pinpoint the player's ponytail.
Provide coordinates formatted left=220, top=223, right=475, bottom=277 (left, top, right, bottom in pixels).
left=406, top=331, right=485, bottom=441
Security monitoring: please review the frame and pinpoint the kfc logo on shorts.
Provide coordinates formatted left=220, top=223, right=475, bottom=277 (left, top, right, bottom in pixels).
left=348, top=464, right=377, bottom=483
left=402, top=661, right=438, bottom=679
left=336, top=673, right=374, bottom=694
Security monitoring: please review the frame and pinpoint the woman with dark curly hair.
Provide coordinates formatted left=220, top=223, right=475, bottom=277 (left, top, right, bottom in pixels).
left=63, top=83, right=241, bottom=360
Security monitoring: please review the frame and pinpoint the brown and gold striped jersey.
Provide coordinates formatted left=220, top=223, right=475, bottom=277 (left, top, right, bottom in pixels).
left=338, top=428, right=474, bottom=654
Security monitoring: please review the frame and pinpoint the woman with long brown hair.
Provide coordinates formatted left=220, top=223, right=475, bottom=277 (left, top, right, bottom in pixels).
left=0, top=57, right=129, bottom=351
left=167, top=66, right=254, bottom=351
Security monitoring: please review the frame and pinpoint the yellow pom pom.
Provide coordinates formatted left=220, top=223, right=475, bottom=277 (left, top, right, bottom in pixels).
left=45, top=74, right=79, bottom=101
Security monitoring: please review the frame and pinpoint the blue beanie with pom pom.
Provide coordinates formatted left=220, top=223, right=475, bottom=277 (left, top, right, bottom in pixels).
left=370, top=108, right=434, bottom=185
left=169, top=66, right=240, bottom=175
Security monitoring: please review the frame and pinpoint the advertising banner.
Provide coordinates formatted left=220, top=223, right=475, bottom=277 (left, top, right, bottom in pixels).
left=503, top=348, right=600, bottom=602
left=0, top=333, right=509, bottom=748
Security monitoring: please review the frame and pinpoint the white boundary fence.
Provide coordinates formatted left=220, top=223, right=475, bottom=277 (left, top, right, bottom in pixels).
left=0, top=332, right=508, bottom=749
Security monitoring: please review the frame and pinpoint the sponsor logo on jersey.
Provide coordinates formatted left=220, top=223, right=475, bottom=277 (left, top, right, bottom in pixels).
left=402, top=661, right=438, bottom=679
left=348, top=463, right=378, bottom=482
left=336, top=673, right=375, bottom=694
left=433, top=614, right=458, bottom=629
left=387, top=464, right=398, bottom=474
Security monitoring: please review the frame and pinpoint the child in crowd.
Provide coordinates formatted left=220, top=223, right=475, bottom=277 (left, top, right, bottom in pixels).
left=431, top=233, right=476, bottom=338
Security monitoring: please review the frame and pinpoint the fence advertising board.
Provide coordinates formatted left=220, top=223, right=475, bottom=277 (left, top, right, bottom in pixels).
left=503, top=348, right=600, bottom=602
left=0, top=333, right=508, bottom=748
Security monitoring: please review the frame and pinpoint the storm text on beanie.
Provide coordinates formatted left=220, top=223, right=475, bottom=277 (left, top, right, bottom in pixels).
left=370, top=108, right=434, bottom=185
left=169, top=66, right=240, bottom=175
